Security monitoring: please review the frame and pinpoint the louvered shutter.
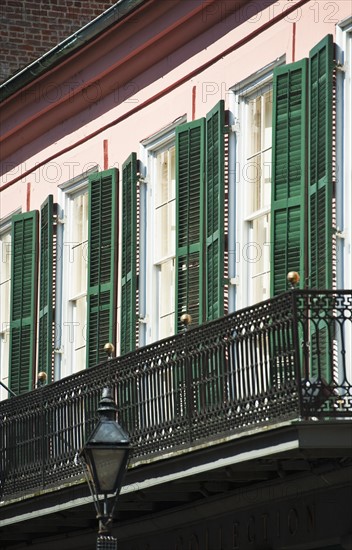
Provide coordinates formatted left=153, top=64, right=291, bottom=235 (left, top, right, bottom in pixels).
left=120, top=153, right=138, bottom=355
left=309, top=34, right=334, bottom=290
left=86, top=169, right=118, bottom=368
left=175, top=118, right=205, bottom=332
left=205, top=100, right=225, bottom=320
left=38, top=195, right=55, bottom=382
left=9, top=211, right=39, bottom=395
left=309, top=35, right=334, bottom=383
left=270, top=59, right=308, bottom=296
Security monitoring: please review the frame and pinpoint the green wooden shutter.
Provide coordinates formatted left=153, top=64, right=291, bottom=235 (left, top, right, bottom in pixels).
left=270, top=59, right=308, bottom=296
left=175, top=118, right=205, bottom=332
left=205, top=100, right=225, bottom=320
left=309, top=34, right=334, bottom=290
left=38, top=195, right=54, bottom=382
left=309, top=35, right=334, bottom=384
left=120, top=153, right=138, bottom=355
left=9, top=211, right=39, bottom=395
left=87, top=169, right=118, bottom=367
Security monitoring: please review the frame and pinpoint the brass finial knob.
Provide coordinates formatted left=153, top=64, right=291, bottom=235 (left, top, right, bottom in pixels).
left=37, top=371, right=47, bottom=387
left=180, top=313, right=192, bottom=327
left=287, top=271, right=300, bottom=288
left=103, top=342, right=115, bottom=359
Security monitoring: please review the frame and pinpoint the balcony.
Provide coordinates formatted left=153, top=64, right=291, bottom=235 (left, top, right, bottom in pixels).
left=1, top=290, right=351, bottom=503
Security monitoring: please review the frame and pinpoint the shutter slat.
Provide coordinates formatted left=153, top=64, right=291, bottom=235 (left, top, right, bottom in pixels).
left=87, top=169, right=118, bottom=367
left=308, top=35, right=334, bottom=381
left=120, top=153, right=138, bottom=355
left=206, top=100, right=225, bottom=320
left=175, top=118, right=205, bottom=332
left=270, top=59, right=308, bottom=296
left=9, top=211, right=39, bottom=395
left=38, top=195, right=54, bottom=382
left=309, top=34, right=334, bottom=290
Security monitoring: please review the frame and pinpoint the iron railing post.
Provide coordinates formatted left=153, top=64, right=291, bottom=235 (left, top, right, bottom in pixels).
left=40, top=390, right=43, bottom=490
left=291, top=290, right=304, bottom=418
left=183, top=325, right=193, bottom=446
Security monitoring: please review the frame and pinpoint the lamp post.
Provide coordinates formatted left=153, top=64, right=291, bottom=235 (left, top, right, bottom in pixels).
left=80, top=387, right=131, bottom=550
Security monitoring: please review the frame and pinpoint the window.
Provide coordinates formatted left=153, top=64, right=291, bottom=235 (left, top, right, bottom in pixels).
left=244, top=87, right=272, bottom=305
left=271, top=35, right=334, bottom=296
left=152, top=143, right=176, bottom=340
left=61, top=186, right=89, bottom=377
left=4, top=199, right=57, bottom=396
left=270, top=35, right=335, bottom=384
left=125, top=118, right=182, bottom=349
left=60, top=166, right=118, bottom=374
left=176, top=101, right=227, bottom=331
left=0, top=220, right=13, bottom=400
left=120, top=103, right=228, bottom=352
left=233, top=61, right=281, bottom=310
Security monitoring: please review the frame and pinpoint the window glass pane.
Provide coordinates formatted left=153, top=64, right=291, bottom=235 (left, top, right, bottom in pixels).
left=155, top=201, right=176, bottom=260
left=152, top=142, right=176, bottom=341
left=263, top=89, right=273, bottom=149
left=155, top=145, right=176, bottom=262
left=73, top=295, right=87, bottom=367
left=0, top=231, right=11, bottom=327
left=155, top=146, right=176, bottom=207
left=247, top=89, right=272, bottom=215
left=249, top=96, right=261, bottom=155
left=0, top=230, right=11, bottom=399
left=70, top=192, right=88, bottom=298
left=250, top=215, right=271, bottom=303
left=158, top=259, right=175, bottom=339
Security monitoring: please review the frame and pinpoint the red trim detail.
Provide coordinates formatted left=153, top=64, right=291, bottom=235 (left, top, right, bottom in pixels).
left=292, top=22, right=296, bottom=63
left=192, top=85, right=196, bottom=121
left=104, top=139, right=109, bottom=170
left=26, top=182, right=31, bottom=211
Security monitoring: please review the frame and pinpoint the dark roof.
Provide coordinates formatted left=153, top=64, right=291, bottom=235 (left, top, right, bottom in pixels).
left=0, top=0, right=148, bottom=102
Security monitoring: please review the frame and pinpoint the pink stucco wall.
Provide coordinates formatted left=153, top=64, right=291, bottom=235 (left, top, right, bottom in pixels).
left=1, top=0, right=351, bottom=217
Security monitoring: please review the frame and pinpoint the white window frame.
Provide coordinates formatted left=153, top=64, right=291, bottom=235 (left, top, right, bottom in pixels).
left=230, top=57, right=285, bottom=311
left=140, top=116, right=186, bottom=345
left=0, top=210, right=20, bottom=400
left=58, top=166, right=98, bottom=378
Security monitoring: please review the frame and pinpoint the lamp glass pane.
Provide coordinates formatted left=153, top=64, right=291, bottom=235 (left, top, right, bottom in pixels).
left=90, top=448, right=126, bottom=493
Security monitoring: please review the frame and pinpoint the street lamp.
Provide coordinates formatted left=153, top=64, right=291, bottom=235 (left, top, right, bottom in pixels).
left=80, top=387, right=131, bottom=550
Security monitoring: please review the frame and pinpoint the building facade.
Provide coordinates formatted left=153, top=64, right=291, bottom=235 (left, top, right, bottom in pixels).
left=0, top=0, right=351, bottom=548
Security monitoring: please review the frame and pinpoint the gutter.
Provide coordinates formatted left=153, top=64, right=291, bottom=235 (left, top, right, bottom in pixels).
left=0, top=0, right=148, bottom=102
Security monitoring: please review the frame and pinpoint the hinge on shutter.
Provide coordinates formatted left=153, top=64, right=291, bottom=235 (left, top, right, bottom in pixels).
left=335, top=62, right=346, bottom=73
left=228, top=276, right=239, bottom=286
left=137, top=172, right=145, bottom=184
left=139, top=316, right=148, bottom=324
left=231, top=119, right=240, bottom=134
left=53, top=202, right=59, bottom=234
left=336, top=228, right=347, bottom=239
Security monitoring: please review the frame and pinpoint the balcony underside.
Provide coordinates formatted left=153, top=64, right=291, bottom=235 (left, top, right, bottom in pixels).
left=1, top=420, right=351, bottom=548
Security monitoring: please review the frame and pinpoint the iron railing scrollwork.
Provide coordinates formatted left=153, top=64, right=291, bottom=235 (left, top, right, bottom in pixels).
left=0, top=290, right=351, bottom=501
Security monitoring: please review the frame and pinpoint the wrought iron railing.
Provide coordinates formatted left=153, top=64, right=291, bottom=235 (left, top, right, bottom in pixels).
left=0, top=290, right=351, bottom=501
